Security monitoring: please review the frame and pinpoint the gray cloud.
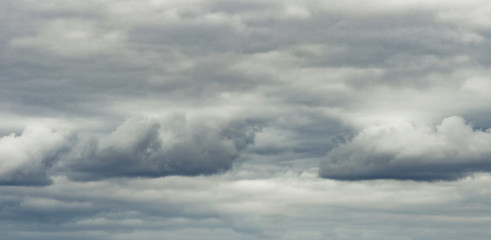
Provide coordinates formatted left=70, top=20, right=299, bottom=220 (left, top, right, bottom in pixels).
left=1, top=0, right=490, bottom=182
left=320, top=116, right=491, bottom=181
left=2, top=0, right=491, bottom=183
left=2, top=173, right=491, bottom=240
left=2, top=0, right=491, bottom=239
left=64, top=116, right=257, bottom=181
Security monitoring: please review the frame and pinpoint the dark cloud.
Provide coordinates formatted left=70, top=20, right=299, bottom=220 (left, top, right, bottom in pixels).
left=65, top=116, right=257, bottom=181
left=320, top=116, right=491, bottom=181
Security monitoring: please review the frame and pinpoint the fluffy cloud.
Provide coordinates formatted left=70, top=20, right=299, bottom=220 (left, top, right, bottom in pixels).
left=0, top=125, right=71, bottom=186
left=320, top=116, right=491, bottom=181
left=0, top=115, right=257, bottom=184
left=64, top=116, right=257, bottom=180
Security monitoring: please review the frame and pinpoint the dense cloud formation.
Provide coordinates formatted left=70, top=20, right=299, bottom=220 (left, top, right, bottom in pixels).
left=2, top=0, right=491, bottom=239
left=65, top=117, right=257, bottom=180
left=0, top=125, right=70, bottom=186
left=320, top=116, right=491, bottom=181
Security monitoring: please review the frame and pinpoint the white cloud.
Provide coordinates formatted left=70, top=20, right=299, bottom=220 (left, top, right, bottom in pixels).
left=0, top=125, right=70, bottom=185
left=320, top=116, right=491, bottom=180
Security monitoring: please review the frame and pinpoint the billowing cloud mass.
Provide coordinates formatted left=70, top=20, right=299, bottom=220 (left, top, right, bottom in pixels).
left=2, top=0, right=491, bottom=239
left=0, top=125, right=70, bottom=186
left=320, top=116, right=491, bottom=181
left=64, top=116, right=256, bottom=180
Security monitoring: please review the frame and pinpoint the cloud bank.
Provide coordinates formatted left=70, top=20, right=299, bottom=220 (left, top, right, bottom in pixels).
left=0, top=116, right=257, bottom=185
left=65, top=116, right=257, bottom=181
left=320, top=116, right=491, bottom=181
left=2, top=0, right=491, bottom=239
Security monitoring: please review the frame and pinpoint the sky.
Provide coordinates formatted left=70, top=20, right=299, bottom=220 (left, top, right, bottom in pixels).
left=2, top=0, right=491, bottom=239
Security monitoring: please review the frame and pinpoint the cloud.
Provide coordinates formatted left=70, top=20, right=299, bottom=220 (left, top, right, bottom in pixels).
left=2, top=0, right=491, bottom=239
left=2, top=172, right=491, bottom=240
left=320, top=116, right=491, bottom=181
left=65, top=116, right=257, bottom=180
left=0, top=125, right=71, bottom=186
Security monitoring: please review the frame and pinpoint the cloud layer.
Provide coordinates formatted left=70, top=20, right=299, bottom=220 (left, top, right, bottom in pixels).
left=2, top=0, right=491, bottom=239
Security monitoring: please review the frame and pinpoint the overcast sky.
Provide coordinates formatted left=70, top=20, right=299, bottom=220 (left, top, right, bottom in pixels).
left=2, top=0, right=491, bottom=239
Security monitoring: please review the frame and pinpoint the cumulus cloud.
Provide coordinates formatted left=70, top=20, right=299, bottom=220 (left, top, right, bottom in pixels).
left=320, top=116, right=491, bottom=181
left=65, top=116, right=257, bottom=180
left=0, top=125, right=71, bottom=186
